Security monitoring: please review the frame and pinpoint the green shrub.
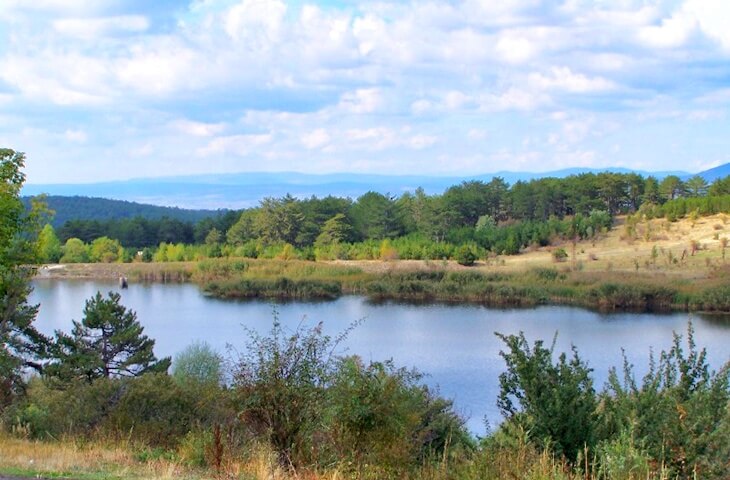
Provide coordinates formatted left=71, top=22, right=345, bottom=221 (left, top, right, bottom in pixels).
left=552, top=248, right=568, bottom=262
left=325, top=357, right=473, bottom=474
left=455, top=244, right=479, bottom=266
left=231, top=317, right=336, bottom=466
left=173, top=341, right=224, bottom=387
left=496, top=331, right=597, bottom=463
left=598, top=323, right=730, bottom=478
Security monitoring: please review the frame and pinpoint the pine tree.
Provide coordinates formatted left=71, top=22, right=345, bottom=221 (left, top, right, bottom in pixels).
left=49, top=291, right=170, bottom=382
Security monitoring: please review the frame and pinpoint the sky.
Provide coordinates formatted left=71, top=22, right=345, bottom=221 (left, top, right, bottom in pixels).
left=1, top=0, right=730, bottom=184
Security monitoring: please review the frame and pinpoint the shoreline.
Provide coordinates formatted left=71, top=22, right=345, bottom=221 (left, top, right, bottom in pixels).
left=33, top=260, right=730, bottom=314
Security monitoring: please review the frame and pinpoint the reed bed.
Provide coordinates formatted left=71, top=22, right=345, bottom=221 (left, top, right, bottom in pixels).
left=197, top=259, right=730, bottom=313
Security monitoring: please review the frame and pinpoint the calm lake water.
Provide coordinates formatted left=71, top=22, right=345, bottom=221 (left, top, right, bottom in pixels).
left=30, top=279, right=730, bottom=435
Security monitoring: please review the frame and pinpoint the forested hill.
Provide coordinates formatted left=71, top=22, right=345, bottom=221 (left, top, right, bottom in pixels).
left=22, top=195, right=222, bottom=228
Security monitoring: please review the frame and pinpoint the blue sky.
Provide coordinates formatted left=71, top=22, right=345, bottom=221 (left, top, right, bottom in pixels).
left=1, top=0, right=729, bottom=184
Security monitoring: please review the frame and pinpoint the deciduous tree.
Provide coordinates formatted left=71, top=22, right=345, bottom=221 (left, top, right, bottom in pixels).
left=0, top=148, right=49, bottom=406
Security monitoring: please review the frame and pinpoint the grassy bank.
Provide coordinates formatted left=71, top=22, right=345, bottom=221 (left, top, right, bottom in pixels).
left=35, top=257, right=730, bottom=312
left=193, top=258, right=730, bottom=313
left=0, top=430, right=676, bottom=480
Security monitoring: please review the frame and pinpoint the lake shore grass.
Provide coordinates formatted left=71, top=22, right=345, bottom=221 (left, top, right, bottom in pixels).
left=33, top=257, right=730, bottom=313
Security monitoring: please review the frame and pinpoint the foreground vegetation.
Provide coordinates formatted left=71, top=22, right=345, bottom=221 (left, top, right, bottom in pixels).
left=3, top=315, right=729, bottom=480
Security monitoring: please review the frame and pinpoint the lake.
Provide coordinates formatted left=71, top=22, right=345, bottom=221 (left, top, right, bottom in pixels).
left=30, top=279, right=730, bottom=435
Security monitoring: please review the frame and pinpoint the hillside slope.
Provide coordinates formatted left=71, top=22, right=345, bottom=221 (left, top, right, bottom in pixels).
left=22, top=195, right=222, bottom=227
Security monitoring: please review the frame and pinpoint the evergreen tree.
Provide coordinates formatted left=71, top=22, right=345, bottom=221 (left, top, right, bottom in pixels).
left=685, top=175, right=709, bottom=197
left=49, top=291, right=170, bottom=382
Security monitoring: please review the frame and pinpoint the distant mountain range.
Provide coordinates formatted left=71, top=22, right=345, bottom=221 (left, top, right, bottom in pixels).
left=692, top=163, right=730, bottom=183
left=22, top=164, right=728, bottom=210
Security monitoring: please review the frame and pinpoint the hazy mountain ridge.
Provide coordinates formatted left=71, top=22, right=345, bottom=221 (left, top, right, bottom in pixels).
left=22, top=165, right=726, bottom=210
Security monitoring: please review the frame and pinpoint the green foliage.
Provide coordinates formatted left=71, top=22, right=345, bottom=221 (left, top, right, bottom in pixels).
left=0, top=148, right=48, bottom=409
left=60, top=237, right=89, bottom=263
left=314, top=213, right=353, bottom=247
left=172, top=341, right=223, bottom=387
left=350, top=191, right=405, bottom=240
left=89, top=236, right=123, bottom=263
left=23, top=195, right=218, bottom=228
left=37, top=224, right=62, bottom=263
left=685, top=175, right=709, bottom=197
left=593, top=427, right=652, bottom=480
left=326, top=357, right=473, bottom=472
left=598, top=323, right=730, bottom=478
left=455, top=243, right=479, bottom=266
left=659, top=175, right=685, bottom=201
left=496, top=331, right=597, bottom=462
left=255, top=195, right=305, bottom=245
left=552, top=248, right=568, bottom=262
left=231, top=317, right=335, bottom=465
left=47, top=291, right=170, bottom=382
left=6, top=374, right=220, bottom=447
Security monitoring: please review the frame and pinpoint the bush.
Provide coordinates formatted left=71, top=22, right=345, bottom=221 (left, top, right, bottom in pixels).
left=552, top=248, right=568, bottom=262
left=173, top=341, right=224, bottom=387
left=598, top=323, right=730, bottom=478
left=496, top=331, right=597, bottom=462
left=231, top=317, right=337, bottom=465
left=326, top=356, right=473, bottom=474
left=455, top=244, right=478, bottom=266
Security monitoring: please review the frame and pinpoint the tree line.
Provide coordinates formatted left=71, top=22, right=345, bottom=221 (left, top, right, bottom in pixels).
left=38, top=171, right=730, bottom=264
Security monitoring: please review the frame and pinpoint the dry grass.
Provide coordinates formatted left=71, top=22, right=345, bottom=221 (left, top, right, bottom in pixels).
left=0, top=433, right=675, bottom=480
left=0, top=435, right=342, bottom=480
left=485, top=214, right=730, bottom=278
left=0, top=435, right=195, bottom=479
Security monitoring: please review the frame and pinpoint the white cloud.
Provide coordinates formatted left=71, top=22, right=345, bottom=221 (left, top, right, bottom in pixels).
left=224, top=0, right=287, bottom=45
left=444, top=90, right=472, bottom=110
left=408, top=134, right=438, bottom=150
left=1, top=53, right=112, bottom=105
left=528, top=67, right=616, bottom=93
left=480, top=87, right=550, bottom=111
left=468, top=129, right=488, bottom=141
left=337, top=88, right=383, bottom=114
left=64, top=129, right=87, bottom=143
left=0, top=0, right=108, bottom=14
left=171, top=119, right=226, bottom=137
left=345, top=127, right=397, bottom=150
left=495, top=34, right=535, bottom=64
left=411, top=99, right=434, bottom=115
left=53, top=15, right=150, bottom=39
left=115, top=39, right=200, bottom=95
left=301, top=128, right=331, bottom=150
left=638, top=11, right=696, bottom=48
left=198, top=133, right=273, bottom=157
left=4, top=0, right=730, bottom=183
left=685, top=0, right=730, bottom=50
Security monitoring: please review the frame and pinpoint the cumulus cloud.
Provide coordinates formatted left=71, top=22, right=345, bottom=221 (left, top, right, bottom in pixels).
left=2, top=0, right=730, bottom=182
left=528, top=67, right=616, bottom=93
